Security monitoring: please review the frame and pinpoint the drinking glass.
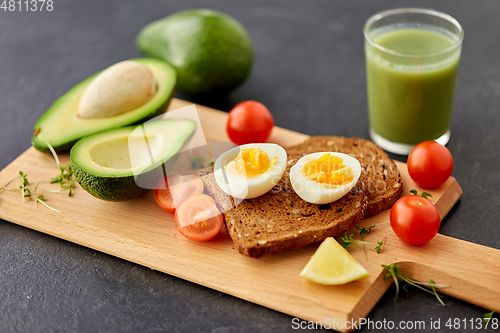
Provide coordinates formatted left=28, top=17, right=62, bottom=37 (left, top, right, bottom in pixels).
left=364, top=8, right=464, bottom=154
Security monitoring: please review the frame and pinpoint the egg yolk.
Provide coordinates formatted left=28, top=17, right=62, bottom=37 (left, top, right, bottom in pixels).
left=225, top=148, right=276, bottom=178
left=302, top=153, right=354, bottom=187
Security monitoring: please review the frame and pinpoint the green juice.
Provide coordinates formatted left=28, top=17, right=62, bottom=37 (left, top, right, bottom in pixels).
left=366, top=29, right=460, bottom=144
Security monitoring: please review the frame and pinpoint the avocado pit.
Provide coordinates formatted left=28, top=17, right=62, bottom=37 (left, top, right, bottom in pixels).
left=31, top=57, right=177, bottom=153
left=78, top=60, right=156, bottom=118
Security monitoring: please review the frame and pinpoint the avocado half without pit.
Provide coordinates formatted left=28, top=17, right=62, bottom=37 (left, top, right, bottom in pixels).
left=70, top=119, right=196, bottom=202
left=32, top=58, right=177, bottom=153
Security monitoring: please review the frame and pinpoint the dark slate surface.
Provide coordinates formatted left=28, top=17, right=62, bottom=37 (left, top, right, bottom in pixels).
left=1, top=0, right=499, bottom=332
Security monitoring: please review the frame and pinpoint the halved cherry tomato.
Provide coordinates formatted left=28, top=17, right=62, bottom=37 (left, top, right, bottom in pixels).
left=407, top=141, right=454, bottom=189
left=227, top=100, right=274, bottom=145
left=154, top=175, right=204, bottom=214
left=174, top=194, right=223, bottom=242
left=390, top=195, right=441, bottom=245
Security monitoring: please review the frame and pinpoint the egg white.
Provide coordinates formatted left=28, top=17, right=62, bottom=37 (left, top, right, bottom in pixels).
left=214, top=143, right=287, bottom=199
left=289, top=152, right=361, bottom=205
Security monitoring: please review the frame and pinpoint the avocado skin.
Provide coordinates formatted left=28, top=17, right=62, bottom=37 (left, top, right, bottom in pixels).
left=136, top=9, right=253, bottom=96
left=33, top=139, right=76, bottom=154
left=72, top=162, right=146, bottom=202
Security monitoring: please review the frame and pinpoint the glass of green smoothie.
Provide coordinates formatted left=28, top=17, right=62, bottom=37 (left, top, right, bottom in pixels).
left=364, top=8, right=464, bottom=154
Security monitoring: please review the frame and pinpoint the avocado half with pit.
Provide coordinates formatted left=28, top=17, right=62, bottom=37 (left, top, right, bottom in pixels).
left=70, top=119, right=196, bottom=202
left=32, top=58, right=176, bottom=153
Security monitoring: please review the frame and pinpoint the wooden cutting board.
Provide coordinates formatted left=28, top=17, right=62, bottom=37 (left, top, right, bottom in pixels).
left=1, top=99, right=499, bottom=332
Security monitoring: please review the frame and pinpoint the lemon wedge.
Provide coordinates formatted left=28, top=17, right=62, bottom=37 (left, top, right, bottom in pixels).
left=300, top=237, right=370, bottom=285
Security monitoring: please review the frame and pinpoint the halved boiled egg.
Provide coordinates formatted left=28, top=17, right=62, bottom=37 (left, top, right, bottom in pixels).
left=214, top=143, right=287, bottom=199
left=290, top=152, right=361, bottom=204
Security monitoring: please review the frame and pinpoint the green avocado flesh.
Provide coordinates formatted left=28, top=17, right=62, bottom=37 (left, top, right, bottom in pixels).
left=70, top=119, right=196, bottom=202
left=32, top=58, right=177, bottom=153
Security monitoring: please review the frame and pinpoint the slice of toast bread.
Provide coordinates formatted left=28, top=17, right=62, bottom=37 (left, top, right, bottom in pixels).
left=198, top=151, right=368, bottom=258
left=286, top=136, right=403, bottom=217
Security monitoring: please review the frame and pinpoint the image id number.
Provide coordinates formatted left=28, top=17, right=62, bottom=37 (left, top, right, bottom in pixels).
left=445, top=317, right=498, bottom=330
left=1, top=0, right=54, bottom=11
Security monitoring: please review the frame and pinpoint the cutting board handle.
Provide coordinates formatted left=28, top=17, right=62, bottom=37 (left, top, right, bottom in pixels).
left=395, top=237, right=500, bottom=311
left=395, top=179, right=500, bottom=310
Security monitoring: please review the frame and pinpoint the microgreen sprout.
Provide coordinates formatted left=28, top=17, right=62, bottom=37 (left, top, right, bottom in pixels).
left=337, top=232, right=385, bottom=254
left=0, top=166, right=25, bottom=193
left=355, top=225, right=375, bottom=260
left=375, top=239, right=385, bottom=254
left=19, top=171, right=31, bottom=202
left=0, top=143, right=72, bottom=212
left=410, top=189, right=432, bottom=199
left=381, top=264, right=449, bottom=305
left=190, top=155, right=215, bottom=169
left=191, top=155, right=207, bottom=169
left=354, top=222, right=390, bottom=260
left=484, top=310, right=495, bottom=323
left=355, top=225, right=376, bottom=238
left=46, top=142, right=75, bottom=196
left=355, top=221, right=390, bottom=239
left=33, top=183, right=60, bottom=213
left=15, top=172, right=60, bottom=212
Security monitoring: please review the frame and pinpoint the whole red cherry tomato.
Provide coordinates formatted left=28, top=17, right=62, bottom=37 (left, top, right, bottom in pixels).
left=407, top=141, right=454, bottom=189
left=226, top=100, right=274, bottom=145
left=390, top=195, right=441, bottom=245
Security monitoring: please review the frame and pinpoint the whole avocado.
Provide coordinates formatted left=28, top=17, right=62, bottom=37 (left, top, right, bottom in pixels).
left=136, top=9, right=253, bottom=96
